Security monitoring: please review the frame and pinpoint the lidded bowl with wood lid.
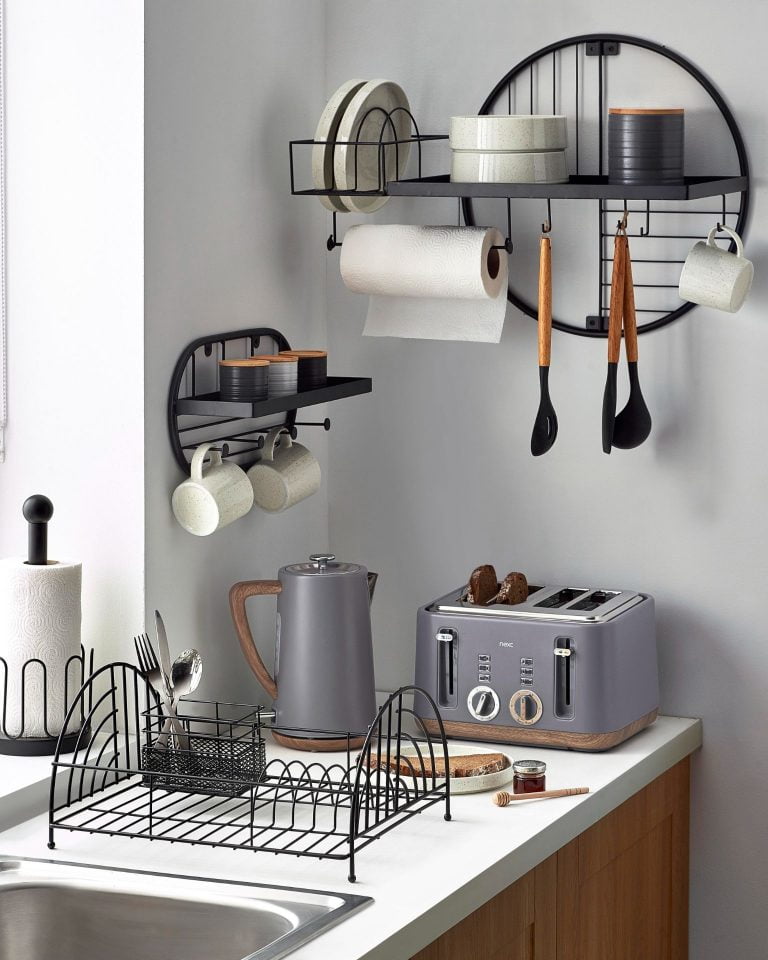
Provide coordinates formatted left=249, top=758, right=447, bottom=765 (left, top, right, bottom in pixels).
left=608, top=108, right=684, bottom=184
left=279, top=349, right=327, bottom=390
left=218, top=358, right=269, bottom=401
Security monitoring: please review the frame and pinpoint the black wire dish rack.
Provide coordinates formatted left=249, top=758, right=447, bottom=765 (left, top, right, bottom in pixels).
left=48, top=663, right=451, bottom=882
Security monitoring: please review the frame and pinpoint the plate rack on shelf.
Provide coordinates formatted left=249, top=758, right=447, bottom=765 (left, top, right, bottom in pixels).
left=291, top=34, right=750, bottom=336
left=48, top=663, right=451, bottom=883
left=167, top=328, right=372, bottom=473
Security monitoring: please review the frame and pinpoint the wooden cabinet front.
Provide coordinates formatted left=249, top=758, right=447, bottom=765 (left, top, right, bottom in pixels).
left=411, top=759, right=690, bottom=960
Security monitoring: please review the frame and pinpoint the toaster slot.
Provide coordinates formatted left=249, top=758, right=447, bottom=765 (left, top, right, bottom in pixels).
left=436, top=628, right=458, bottom=709
left=535, top=587, right=587, bottom=609
left=568, top=589, right=620, bottom=611
left=554, top=637, right=574, bottom=719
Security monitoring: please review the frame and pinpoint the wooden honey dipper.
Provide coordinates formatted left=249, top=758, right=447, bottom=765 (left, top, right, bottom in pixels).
left=493, top=787, right=589, bottom=806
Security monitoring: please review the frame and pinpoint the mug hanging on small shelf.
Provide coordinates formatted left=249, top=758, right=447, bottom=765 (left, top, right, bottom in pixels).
left=248, top=427, right=321, bottom=513
left=172, top=442, right=254, bottom=536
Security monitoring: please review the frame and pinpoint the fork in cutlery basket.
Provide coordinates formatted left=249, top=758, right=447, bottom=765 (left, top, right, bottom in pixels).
left=134, top=633, right=189, bottom=751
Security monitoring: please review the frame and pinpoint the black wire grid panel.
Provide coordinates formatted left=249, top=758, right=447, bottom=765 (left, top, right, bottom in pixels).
left=0, top=647, right=93, bottom=756
left=48, top=664, right=451, bottom=883
left=459, top=34, right=750, bottom=336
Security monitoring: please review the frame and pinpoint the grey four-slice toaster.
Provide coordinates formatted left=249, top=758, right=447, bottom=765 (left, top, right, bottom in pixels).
left=414, top=583, right=659, bottom=750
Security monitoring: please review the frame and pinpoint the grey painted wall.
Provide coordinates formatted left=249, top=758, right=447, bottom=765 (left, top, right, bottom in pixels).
left=144, top=0, right=329, bottom=700
left=323, top=1, right=767, bottom=957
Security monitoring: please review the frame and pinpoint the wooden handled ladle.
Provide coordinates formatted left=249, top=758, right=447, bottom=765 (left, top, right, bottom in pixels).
left=612, top=238, right=652, bottom=449
left=530, top=233, right=558, bottom=456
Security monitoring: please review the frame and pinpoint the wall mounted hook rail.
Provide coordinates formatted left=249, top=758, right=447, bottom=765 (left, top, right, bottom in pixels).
left=295, top=418, right=331, bottom=431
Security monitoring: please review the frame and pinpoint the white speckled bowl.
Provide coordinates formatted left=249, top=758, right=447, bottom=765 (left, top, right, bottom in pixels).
left=450, top=115, right=567, bottom=152
left=451, top=148, right=568, bottom=184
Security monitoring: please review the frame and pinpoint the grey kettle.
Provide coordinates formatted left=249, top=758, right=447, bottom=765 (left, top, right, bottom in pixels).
left=229, top=554, right=378, bottom=750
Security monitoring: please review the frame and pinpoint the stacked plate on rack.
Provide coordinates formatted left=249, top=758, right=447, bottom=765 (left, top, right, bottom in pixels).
left=449, top=114, right=569, bottom=183
left=312, top=79, right=412, bottom=213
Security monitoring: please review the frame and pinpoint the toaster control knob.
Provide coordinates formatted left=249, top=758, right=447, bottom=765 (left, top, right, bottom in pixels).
left=509, top=689, right=544, bottom=726
left=467, top=685, right=500, bottom=722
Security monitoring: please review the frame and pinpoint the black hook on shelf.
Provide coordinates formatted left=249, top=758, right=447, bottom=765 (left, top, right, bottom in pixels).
left=542, top=198, right=553, bottom=234
left=617, top=201, right=629, bottom=232
left=716, top=194, right=727, bottom=232
left=491, top=198, right=514, bottom=254
left=327, top=211, right=342, bottom=251
left=639, top=200, right=651, bottom=237
left=294, top=418, right=331, bottom=431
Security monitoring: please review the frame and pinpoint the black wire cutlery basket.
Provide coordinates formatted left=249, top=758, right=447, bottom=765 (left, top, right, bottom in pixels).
left=140, top=701, right=268, bottom=798
left=48, top=662, right=451, bottom=881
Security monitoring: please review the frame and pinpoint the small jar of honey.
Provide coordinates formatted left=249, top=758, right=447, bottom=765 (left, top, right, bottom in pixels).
left=512, top=759, right=547, bottom=794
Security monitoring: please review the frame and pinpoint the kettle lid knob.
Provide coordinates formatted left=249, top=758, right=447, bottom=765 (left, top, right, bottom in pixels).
left=309, top=553, right=336, bottom=571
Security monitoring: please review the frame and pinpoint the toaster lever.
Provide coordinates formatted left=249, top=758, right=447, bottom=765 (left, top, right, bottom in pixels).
left=554, top=638, right=574, bottom=719
left=554, top=647, right=572, bottom=657
left=436, top=628, right=458, bottom=708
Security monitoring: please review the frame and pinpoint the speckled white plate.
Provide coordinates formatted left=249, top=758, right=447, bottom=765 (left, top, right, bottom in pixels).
left=389, top=742, right=514, bottom=795
left=334, top=79, right=411, bottom=214
left=312, top=79, right=367, bottom=213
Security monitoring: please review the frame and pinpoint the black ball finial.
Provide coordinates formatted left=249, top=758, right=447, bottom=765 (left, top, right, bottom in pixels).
left=23, top=494, right=54, bottom=524
left=23, top=495, right=54, bottom=565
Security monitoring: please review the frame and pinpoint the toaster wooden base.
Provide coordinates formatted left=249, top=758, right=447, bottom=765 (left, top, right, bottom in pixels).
left=272, top=731, right=367, bottom=752
left=422, top=709, right=658, bottom=752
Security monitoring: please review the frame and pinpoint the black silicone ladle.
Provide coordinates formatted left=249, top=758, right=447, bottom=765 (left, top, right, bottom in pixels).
left=612, top=246, right=652, bottom=449
left=531, top=236, right=558, bottom=456
left=602, top=234, right=626, bottom=454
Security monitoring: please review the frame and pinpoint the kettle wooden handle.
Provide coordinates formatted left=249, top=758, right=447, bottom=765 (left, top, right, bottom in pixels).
left=228, top=580, right=281, bottom=700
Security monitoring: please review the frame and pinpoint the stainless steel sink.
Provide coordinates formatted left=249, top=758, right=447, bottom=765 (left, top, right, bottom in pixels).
left=0, top=857, right=372, bottom=960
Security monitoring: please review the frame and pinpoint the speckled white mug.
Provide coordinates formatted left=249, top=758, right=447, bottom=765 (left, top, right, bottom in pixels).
left=247, top=427, right=321, bottom=513
left=679, top=225, right=753, bottom=313
left=172, top=442, right=254, bottom=536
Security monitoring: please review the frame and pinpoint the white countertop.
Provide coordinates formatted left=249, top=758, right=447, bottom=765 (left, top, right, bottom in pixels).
left=0, top=716, right=701, bottom=960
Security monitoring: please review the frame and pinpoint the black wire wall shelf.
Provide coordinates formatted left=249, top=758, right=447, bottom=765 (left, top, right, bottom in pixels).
left=293, top=34, right=750, bottom=336
left=48, top=663, right=451, bottom=883
left=168, top=328, right=372, bottom=473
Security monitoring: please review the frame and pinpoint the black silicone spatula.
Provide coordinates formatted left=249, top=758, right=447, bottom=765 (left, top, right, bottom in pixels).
left=602, top=234, right=627, bottom=454
left=530, top=235, right=558, bottom=456
left=612, top=244, right=652, bottom=449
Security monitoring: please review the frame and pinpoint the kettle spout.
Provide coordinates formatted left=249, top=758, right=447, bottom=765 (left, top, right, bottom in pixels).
left=367, top=572, right=379, bottom=605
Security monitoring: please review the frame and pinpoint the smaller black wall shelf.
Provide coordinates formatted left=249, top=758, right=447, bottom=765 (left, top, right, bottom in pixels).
left=168, top=329, right=372, bottom=474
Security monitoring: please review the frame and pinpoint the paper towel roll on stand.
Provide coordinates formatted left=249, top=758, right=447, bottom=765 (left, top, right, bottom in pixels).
left=0, top=496, right=89, bottom=756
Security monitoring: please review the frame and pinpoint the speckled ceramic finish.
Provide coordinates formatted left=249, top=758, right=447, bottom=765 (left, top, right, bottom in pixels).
left=0, top=558, right=81, bottom=737
left=679, top=225, right=753, bottom=313
left=172, top=442, right=254, bottom=536
left=247, top=428, right=321, bottom=513
left=449, top=114, right=567, bottom=152
left=451, top=148, right=568, bottom=184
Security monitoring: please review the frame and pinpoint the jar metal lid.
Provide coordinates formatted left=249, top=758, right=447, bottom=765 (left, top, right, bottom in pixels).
left=513, top=759, right=547, bottom=775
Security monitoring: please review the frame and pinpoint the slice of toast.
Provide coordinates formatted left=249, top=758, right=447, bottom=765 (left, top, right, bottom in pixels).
left=368, top=752, right=509, bottom=779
